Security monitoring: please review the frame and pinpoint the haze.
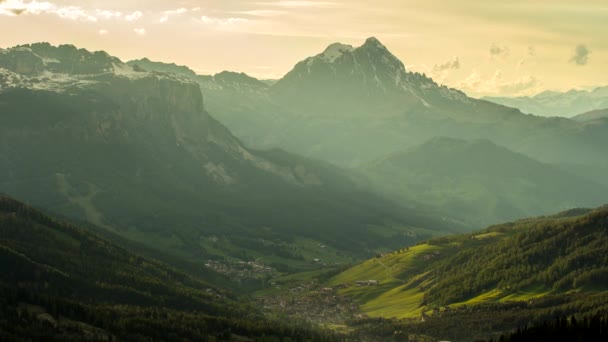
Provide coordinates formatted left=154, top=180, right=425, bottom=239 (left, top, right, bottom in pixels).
left=1, top=0, right=607, bottom=97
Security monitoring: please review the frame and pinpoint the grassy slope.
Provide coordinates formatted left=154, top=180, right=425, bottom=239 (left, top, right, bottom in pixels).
left=328, top=206, right=608, bottom=319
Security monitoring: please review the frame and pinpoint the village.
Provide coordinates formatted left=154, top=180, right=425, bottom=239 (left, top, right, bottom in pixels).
left=257, top=282, right=366, bottom=327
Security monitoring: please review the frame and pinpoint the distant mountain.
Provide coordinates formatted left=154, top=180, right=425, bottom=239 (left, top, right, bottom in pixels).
left=572, top=108, right=608, bottom=122
left=0, top=43, right=456, bottom=270
left=136, top=38, right=608, bottom=170
left=271, top=37, right=470, bottom=115
left=0, top=195, right=337, bottom=340
left=361, top=137, right=608, bottom=226
left=484, top=86, right=608, bottom=117
left=328, top=206, right=608, bottom=340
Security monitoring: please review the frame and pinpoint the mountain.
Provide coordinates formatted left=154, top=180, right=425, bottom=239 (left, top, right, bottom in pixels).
left=361, top=137, right=608, bottom=226
left=134, top=38, right=608, bottom=169
left=572, top=108, right=608, bottom=122
left=0, top=43, right=458, bottom=271
left=263, top=39, right=608, bottom=167
left=327, top=206, right=608, bottom=340
left=484, top=86, right=608, bottom=117
left=269, top=37, right=466, bottom=115
left=0, top=195, right=339, bottom=340
left=127, top=58, right=287, bottom=147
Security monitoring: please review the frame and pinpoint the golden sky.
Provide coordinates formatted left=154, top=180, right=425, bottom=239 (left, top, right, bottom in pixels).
left=1, top=0, right=607, bottom=97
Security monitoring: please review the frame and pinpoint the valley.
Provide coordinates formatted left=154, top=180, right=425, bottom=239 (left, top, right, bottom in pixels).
left=1, top=25, right=607, bottom=341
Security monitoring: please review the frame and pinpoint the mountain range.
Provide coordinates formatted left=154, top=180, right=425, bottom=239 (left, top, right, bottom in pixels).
left=131, top=38, right=608, bottom=171
left=128, top=37, right=608, bottom=225
left=2, top=38, right=608, bottom=341
left=0, top=42, right=459, bottom=272
left=484, top=87, right=608, bottom=117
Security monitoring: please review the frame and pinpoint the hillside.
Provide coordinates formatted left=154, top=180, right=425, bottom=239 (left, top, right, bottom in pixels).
left=327, top=206, right=608, bottom=340
left=361, top=137, right=608, bottom=226
left=0, top=43, right=458, bottom=273
left=0, top=195, right=339, bottom=340
left=572, top=108, right=608, bottom=122
left=484, top=87, right=608, bottom=118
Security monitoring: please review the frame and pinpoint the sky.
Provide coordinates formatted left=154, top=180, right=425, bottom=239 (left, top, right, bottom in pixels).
left=0, top=0, right=607, bottom=97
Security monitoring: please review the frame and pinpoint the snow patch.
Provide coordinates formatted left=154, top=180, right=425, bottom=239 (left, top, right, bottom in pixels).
left=319, top=43, right=354, bottom=63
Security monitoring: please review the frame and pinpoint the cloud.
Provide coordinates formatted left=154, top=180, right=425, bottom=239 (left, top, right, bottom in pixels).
left=160, top=7, right=188, bottom=23
left=98, top=29, right=109, bottom=36
left=133, top=27, right=146, bottom=36
left=235, top=9, right=286, bottom=17
left=458, top=70, right=540, bottom=96
left=0, top=0, right=56, bottom=17
left=433, top=56, right=460, bottom=73
left=55, top=5, right=97, bottom=21
left=489, top=43, right=509, bottom=58
left=256, top=1, right=338, bottom=8
left=95, top=9, right=122, bottom=19
left=431, top=56, right=460, bottom=83
left=125, top=10, right=142, bottom=22
left=200, top=15, right=248, bottom=25
left=570, top=44, right=590, bottom=65
left=498, top=75, right=539, bottom=94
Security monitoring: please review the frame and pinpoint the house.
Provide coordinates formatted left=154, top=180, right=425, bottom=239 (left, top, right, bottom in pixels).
left=355, top=280, right=379, bottom=286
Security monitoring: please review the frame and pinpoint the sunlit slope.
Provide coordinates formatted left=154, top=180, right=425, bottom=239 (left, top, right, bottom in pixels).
left=328, top=207, right=608, bottom=319
left=362, top=137, right=608, bottom=227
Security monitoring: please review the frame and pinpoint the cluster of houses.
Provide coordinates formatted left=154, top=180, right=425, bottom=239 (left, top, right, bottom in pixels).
left=204, top=259, right=274, bottom=279
left=258, top=285, right=364, bottom=326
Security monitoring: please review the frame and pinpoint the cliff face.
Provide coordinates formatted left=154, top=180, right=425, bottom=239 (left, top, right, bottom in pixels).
left=0, top=43, right=324, bottom=187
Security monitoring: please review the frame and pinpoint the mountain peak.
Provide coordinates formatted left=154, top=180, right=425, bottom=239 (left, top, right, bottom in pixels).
left=362, top=36, right=386, bottom=49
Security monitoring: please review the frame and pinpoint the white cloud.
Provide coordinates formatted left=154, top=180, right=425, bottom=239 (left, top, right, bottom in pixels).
left=55, top=5, right=97, bottom=21
left=0, top=0, right=54, bottom=16
left=95, top=9, right=122, bottom=19
left=0, top=1, right=98, bottom=21
left=160, top=7, right=188, bottom=23
left=125, top=10, right=142, bottom=22
left=98, top=29, right=109, bottom=36
left=133, top=27, right=146, bottom=36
